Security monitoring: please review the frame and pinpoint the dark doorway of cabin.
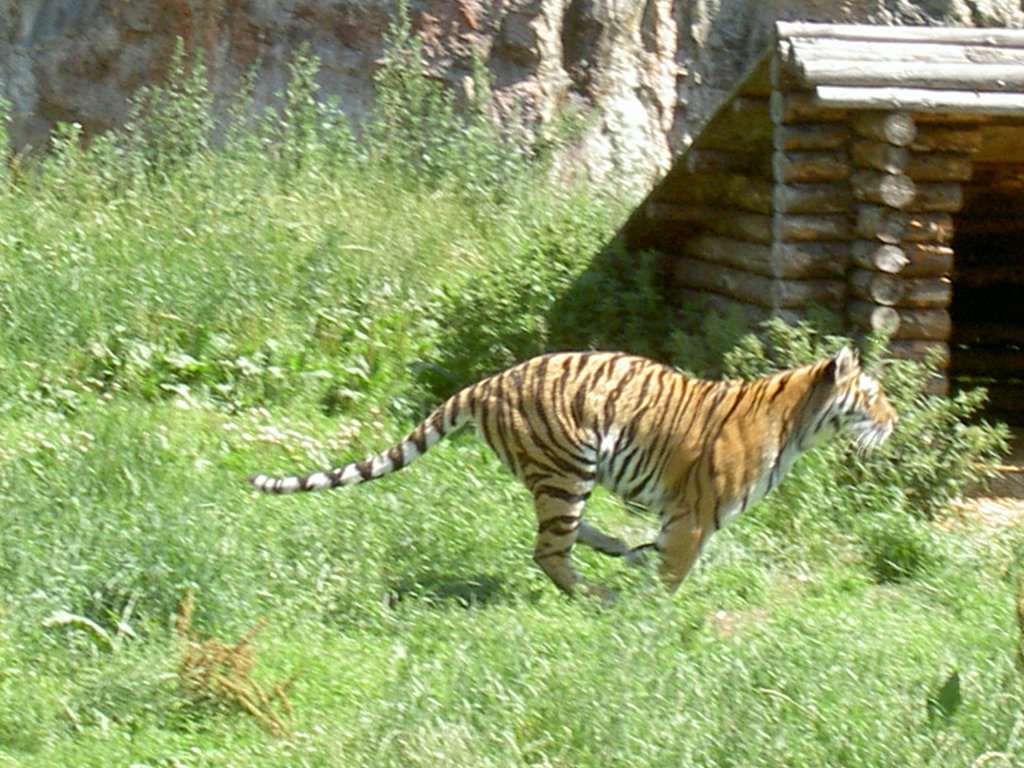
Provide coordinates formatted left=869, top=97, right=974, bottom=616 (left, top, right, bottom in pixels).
left=950, top=127, right=1024, bottom=425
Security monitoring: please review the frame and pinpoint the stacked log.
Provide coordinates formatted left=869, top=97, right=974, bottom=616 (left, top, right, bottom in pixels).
left=843, top=119, right=920, bottom=377
left=626, top=96, right=775, bottom=256
left=666, top=111, right=789, bottom=318
left=844, top=111, right=921, bottom=343
left=691, top=80, right=855, bottom=318
left=666, top=89, right=851, bottom=319
left=843, top=111, right=977, bottom=392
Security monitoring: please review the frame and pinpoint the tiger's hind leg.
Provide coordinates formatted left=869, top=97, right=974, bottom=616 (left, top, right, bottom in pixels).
left=577, top=521, right=652, bottom=567
left=531, top=484, right=613, bottom=601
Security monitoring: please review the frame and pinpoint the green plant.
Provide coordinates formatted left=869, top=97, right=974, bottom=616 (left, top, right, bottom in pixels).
left=722, top=319, right=1009, bottom=520
left=548, top=242, right=680, bottom=360
left=424, top=187, right=628, bottom=396
left=366, top=0, right=529, bottom=198
left=123, top=38, right=214, bottom=181
left=265, top=43, right=358, bottom=179
left=546, top=241, right=766, bottom=375
left=0, top=97, right=9, bottom=181
left=854, top=508, right=943, bottom=583
left=845, top=353, right=1009, bottom=520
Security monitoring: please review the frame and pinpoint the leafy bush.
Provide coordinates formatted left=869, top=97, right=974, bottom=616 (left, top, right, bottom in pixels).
left=366, top=0, right=532, bottom=200
left=424, top=187, right=626, bottom=395
left=0, top=15, right=602, bottom=421
left=855, top=509, right=942, bottom=583
left=544, top=240, right=788, bottom=376
left=122, top=38, right=215, bottom=182
left=547, top=241, right=683, bottom=360
left=721, top=319, right=1008, bottom=519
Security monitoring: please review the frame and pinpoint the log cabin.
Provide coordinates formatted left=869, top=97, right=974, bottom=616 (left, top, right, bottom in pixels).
left=622, top=22, right=1024, bottom=421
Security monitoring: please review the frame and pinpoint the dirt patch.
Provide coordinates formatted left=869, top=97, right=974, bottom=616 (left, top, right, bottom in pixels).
left=946, top=427, right=1024, bottom=530
left=946, top=496, right=1024, bottom=531
left=708, top=606, right=772, bottom=640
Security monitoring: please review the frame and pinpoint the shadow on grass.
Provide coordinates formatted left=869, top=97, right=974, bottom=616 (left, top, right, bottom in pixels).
left=546, top=238, right=678, bottom=356
left=545, top=236, right=753, bottom=375
left=386, top=572, right=507, bottom=609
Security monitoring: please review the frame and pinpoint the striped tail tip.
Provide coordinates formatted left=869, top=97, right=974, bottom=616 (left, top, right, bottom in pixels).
left=249, top=473, right=288, bottom=493
left=248, top=422, right=447, bottom=495
left=249, top=473, right=315, bottom=494
left=249, top=469, right=350, bottom=494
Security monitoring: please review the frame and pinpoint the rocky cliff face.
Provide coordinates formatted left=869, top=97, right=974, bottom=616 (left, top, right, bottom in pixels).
left=2, top=0, right=1023, bottom=184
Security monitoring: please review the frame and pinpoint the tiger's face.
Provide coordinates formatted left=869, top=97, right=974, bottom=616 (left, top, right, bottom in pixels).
left=847, top=370, right=897, bottom=453
left=829, top=348, right=897, bottom=454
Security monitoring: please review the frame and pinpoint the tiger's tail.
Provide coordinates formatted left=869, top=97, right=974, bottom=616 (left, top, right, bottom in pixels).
left=248, top=390, right=474, bottom=494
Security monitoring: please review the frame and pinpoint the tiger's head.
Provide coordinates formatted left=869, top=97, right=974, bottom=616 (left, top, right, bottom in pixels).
left=819, top=346, right=897, bottom=453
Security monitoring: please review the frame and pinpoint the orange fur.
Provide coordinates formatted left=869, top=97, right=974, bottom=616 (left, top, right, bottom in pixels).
left=251, top=348, right=896, bottom=599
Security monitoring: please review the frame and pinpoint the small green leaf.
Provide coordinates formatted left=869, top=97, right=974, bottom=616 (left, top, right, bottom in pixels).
left=927, top=669, right=961, bottom=722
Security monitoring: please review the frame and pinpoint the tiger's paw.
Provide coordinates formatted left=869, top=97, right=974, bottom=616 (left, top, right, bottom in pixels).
left=624, top=542, right=655, bottom=567
left=580, top=582, right=618, bottom=605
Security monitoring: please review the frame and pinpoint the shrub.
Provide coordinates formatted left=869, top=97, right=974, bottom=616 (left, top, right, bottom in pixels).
left=546, top=241, right=683, bottom=361
left=713, top=319, right=1009, bottom=583
left=721, top=319, right=1008, bottom=520
left=424, top=187, right=628, bottom=395
left=854, top=508, right=942, bottom=583
left=122, top=38, right=214, bottom=182
left=365, top=0, right=530, bottom=199
left=545, top=242, right=795, bottom=376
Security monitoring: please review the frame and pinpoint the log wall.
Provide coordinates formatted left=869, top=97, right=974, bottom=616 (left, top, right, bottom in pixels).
left=843, top=113, right=978, bottom=393
left=666, top=87, right=852, bottom=321
left=667, top=77, right=967, bottom=394
left=769, top=93, right=854, bottom=300
left=678, top=61, right=858, bottom=321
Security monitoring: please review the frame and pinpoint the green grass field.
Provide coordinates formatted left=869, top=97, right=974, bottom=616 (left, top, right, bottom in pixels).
left=2, top=36, right=1024, bottom=767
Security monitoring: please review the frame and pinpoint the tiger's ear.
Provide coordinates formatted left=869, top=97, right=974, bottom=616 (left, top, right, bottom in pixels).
left=829, top=346, right=860, bottom=383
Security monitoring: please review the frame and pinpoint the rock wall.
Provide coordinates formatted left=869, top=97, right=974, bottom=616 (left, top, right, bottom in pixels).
left=1, top=0, right=1022, bottom=184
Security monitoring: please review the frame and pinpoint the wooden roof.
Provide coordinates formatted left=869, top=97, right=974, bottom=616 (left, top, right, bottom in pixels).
left=777, top=22, right=1024, bottom=116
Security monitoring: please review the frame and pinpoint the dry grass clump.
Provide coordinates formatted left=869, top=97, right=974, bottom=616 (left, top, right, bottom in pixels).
left=175, top=590, right=297, bottom=736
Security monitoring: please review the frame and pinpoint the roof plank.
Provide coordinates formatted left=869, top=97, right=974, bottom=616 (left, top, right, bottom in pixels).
left=814, top=86, right=1024, bottom=116
left=776, top=22, right=1024, bottom=48
left=786, top=38, right=1024, bottom=67
left=797, top=61, right=1024, bottom=91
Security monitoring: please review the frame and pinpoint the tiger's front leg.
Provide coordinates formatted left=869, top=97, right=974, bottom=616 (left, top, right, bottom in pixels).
left=655, top=507, right=710, bottom=593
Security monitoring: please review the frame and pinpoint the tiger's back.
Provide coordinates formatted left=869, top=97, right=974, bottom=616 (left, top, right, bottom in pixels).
left=250, top=348, right=896, bottom=599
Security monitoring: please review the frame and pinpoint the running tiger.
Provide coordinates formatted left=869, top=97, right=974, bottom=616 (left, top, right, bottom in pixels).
left=250, top=348, right=896, bottom=599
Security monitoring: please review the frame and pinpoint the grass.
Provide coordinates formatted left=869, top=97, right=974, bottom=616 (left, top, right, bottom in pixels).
left=3, top=444, right=1022, bottom=767
left=2, top=31, right=1024, bottom=767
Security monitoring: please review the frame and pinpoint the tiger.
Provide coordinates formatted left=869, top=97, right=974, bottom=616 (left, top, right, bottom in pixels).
left=249, top=347, right=896, bottom=600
